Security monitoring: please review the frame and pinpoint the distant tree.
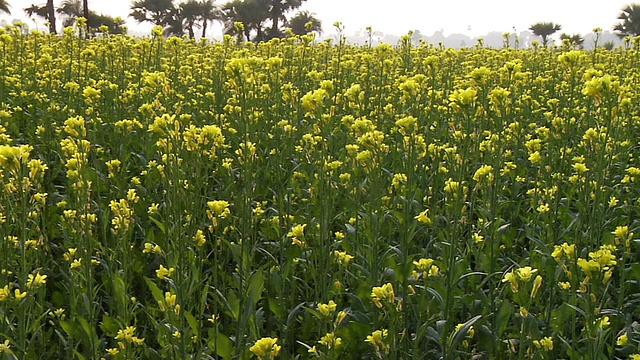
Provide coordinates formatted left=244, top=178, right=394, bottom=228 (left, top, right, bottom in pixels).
left=164, top=10, right=185, bottom=36
left=46, top=0, right=57, bottom=33
left=130, top=0, right=176, bottom=26
left=411, top=29, right=423, bottom=45
left=91, top=14, right=126, bottom=34
left=222, top=0, right=269, bottom=42
left=24, top=4, right=48, bottom=20
left=613, top=3, right=640, bottom=37
left=200, top=0, right=221, bottom=38
left=603, top=40, right=616, bottom=50
left=83, top=0, right=89, bottom=20
left=266, top=0, right=306, bottom=38
left=560, top=33, right=584, bottom=48
left=24, top=1, right=57, bottom=34
left=0, top=0, right=10, bottom=15
left=46, top=0, right=124, bottom=34
left=287, top=10, right=321, bottom=36
left=178, top=0, right=202, bottom=37
left=57, top=0, right=83, bottom=27
left=529, top=22, right=561, bottom=47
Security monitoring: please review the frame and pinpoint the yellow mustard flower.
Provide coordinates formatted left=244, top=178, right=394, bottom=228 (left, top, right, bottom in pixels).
left=26, top=272, right=47, bottom=289
left=414, top=209, right=432, bottom=225
left=156, top=265, right=175, bottom=281
left=14, top=289, right=28, bottom=300
left=317, top=300, right=337, bottom=317
left=516, top=266, right=538, bottom=282
left=319, top=332, right=342, bottom=349
left=371, top=283, right=395, bottom=308
left=249, top=337, right=281, bottom=360
left=617, top=333, right=628, bottom=346
left=365, top=329, right=390, bottom=356
left=115, top=326, right=145, bottom=346
left=533, top=336, right=554, bottom=351
left=0, top=340, right=11, bottom=353
left=332, top=250, right=354, bottom=266
left=0, top=286, right=10, bottom=301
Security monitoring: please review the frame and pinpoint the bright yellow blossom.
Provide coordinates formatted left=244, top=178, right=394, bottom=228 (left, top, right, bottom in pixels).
left=516, top=266, right=538, bottom=281
left=533, top=336, right=554, bottom=351
left=250, top=337, right=281, bottom=360
left=365, top=329, right=390, bottom=357
left=0, top=340, right=10, bottom=353
left=26, top=272, right=47, bottom=289
left=617, top=333, right=628, bottom=346
left=317, top=300, right=337, bottom=317
left=371, top=283, right=395, bottom=308
left=156, top=265, right=175, bottom=281
left=414, top=209, right=432, bottom=225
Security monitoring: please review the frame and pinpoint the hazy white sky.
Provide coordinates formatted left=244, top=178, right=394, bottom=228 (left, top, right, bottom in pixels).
left=8, top=0, right=633, bottom=37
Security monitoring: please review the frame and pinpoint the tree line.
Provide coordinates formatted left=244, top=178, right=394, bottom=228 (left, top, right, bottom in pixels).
left=529, top=4, right=640, bottom=47
left=0, top=0, right=322, bottom=40
left=523, top=4, right=640, bottom=48
left=129, top=0, right=321, bottom=40
left=0, top=0, right=639, bottom=43
left=529, top=4, right=640, bottom=48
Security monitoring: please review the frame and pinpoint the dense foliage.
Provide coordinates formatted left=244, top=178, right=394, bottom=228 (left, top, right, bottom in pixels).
left=0, top=24, right=640, bottom=359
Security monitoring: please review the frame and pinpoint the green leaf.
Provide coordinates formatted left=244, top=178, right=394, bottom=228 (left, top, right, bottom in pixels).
left=184, top=310, right=200, bottom=338
left=144, top=277, right=165, bottom=307
left=496, top=300, right=512, bottom=336
left=303, top=305, right=322, bottom=321
left=268, top=297, right=285, bottom=319
left=454, top=271, right=487, bottom=287
left=113, top=273, right=128, bottom=309
left=448, top=314, right=482, bottom=350
left=247, top=271, right=265, bottom=306
left=60, top=320, right=79, bottom=339
left=425, top=286, right=444, bottom=306
left=226, top=291, right=240, bottom=320
left=2, top=351, right=19, bottom=360
left=208, top=329, right=233, bottom=360
left=563, top=302, right=586, bottom=317
left=77, top=317, right=97, bottom=344
left=286, top=302, right=306, bottom=329
left=626, top=263, right=640, bottom=280
left=100, top=316, right=121, bottom=336
left=148, top=215, right=166, bottom=234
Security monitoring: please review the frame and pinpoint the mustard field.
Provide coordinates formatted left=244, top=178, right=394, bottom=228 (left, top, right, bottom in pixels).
left=0, top=25, right=640, bottom=359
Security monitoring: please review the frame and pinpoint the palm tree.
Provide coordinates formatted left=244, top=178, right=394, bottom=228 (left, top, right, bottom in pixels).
left=200, top=0, right=220, bottom=38
left=24, top=1, right=57, bottom=34
left=0, top=0, right=11, bottom=15
left=130, top=0, right=176, bottom=26
left=57, top=0, right=83, bottom=27
left=222, top=0, right=269, bottom=42
left=560, top=33, right=584, bottom=48
left=46, top=0, right=56, bottom=33
left=91, top=14, right=126, bottom=34
left=54, top=0, right=123, bottom=34
left=287, top=10, right=321, bottom=36
left=529, top=22, right=561, bottom=47
left=613, top=4, right=640, bottom=37
left=83, top=0, right=89, bottom=20
left=164, top=10, right=185, bottom=36
left=24, top=4, right=48, bottom=19
left=266, top=0, right=305, bottom=38
left=178, top=0, right=202, bottom=37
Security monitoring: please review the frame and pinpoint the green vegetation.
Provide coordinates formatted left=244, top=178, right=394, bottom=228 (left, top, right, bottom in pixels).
left=0, top=23, right=639, bottom=359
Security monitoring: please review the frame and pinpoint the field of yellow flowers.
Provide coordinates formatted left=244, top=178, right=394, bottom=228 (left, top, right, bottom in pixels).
left=0, top=23, right=639, bottom=359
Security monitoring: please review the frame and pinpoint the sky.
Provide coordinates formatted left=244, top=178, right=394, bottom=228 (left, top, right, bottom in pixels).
left=5, top=0, right=633, bottom=37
